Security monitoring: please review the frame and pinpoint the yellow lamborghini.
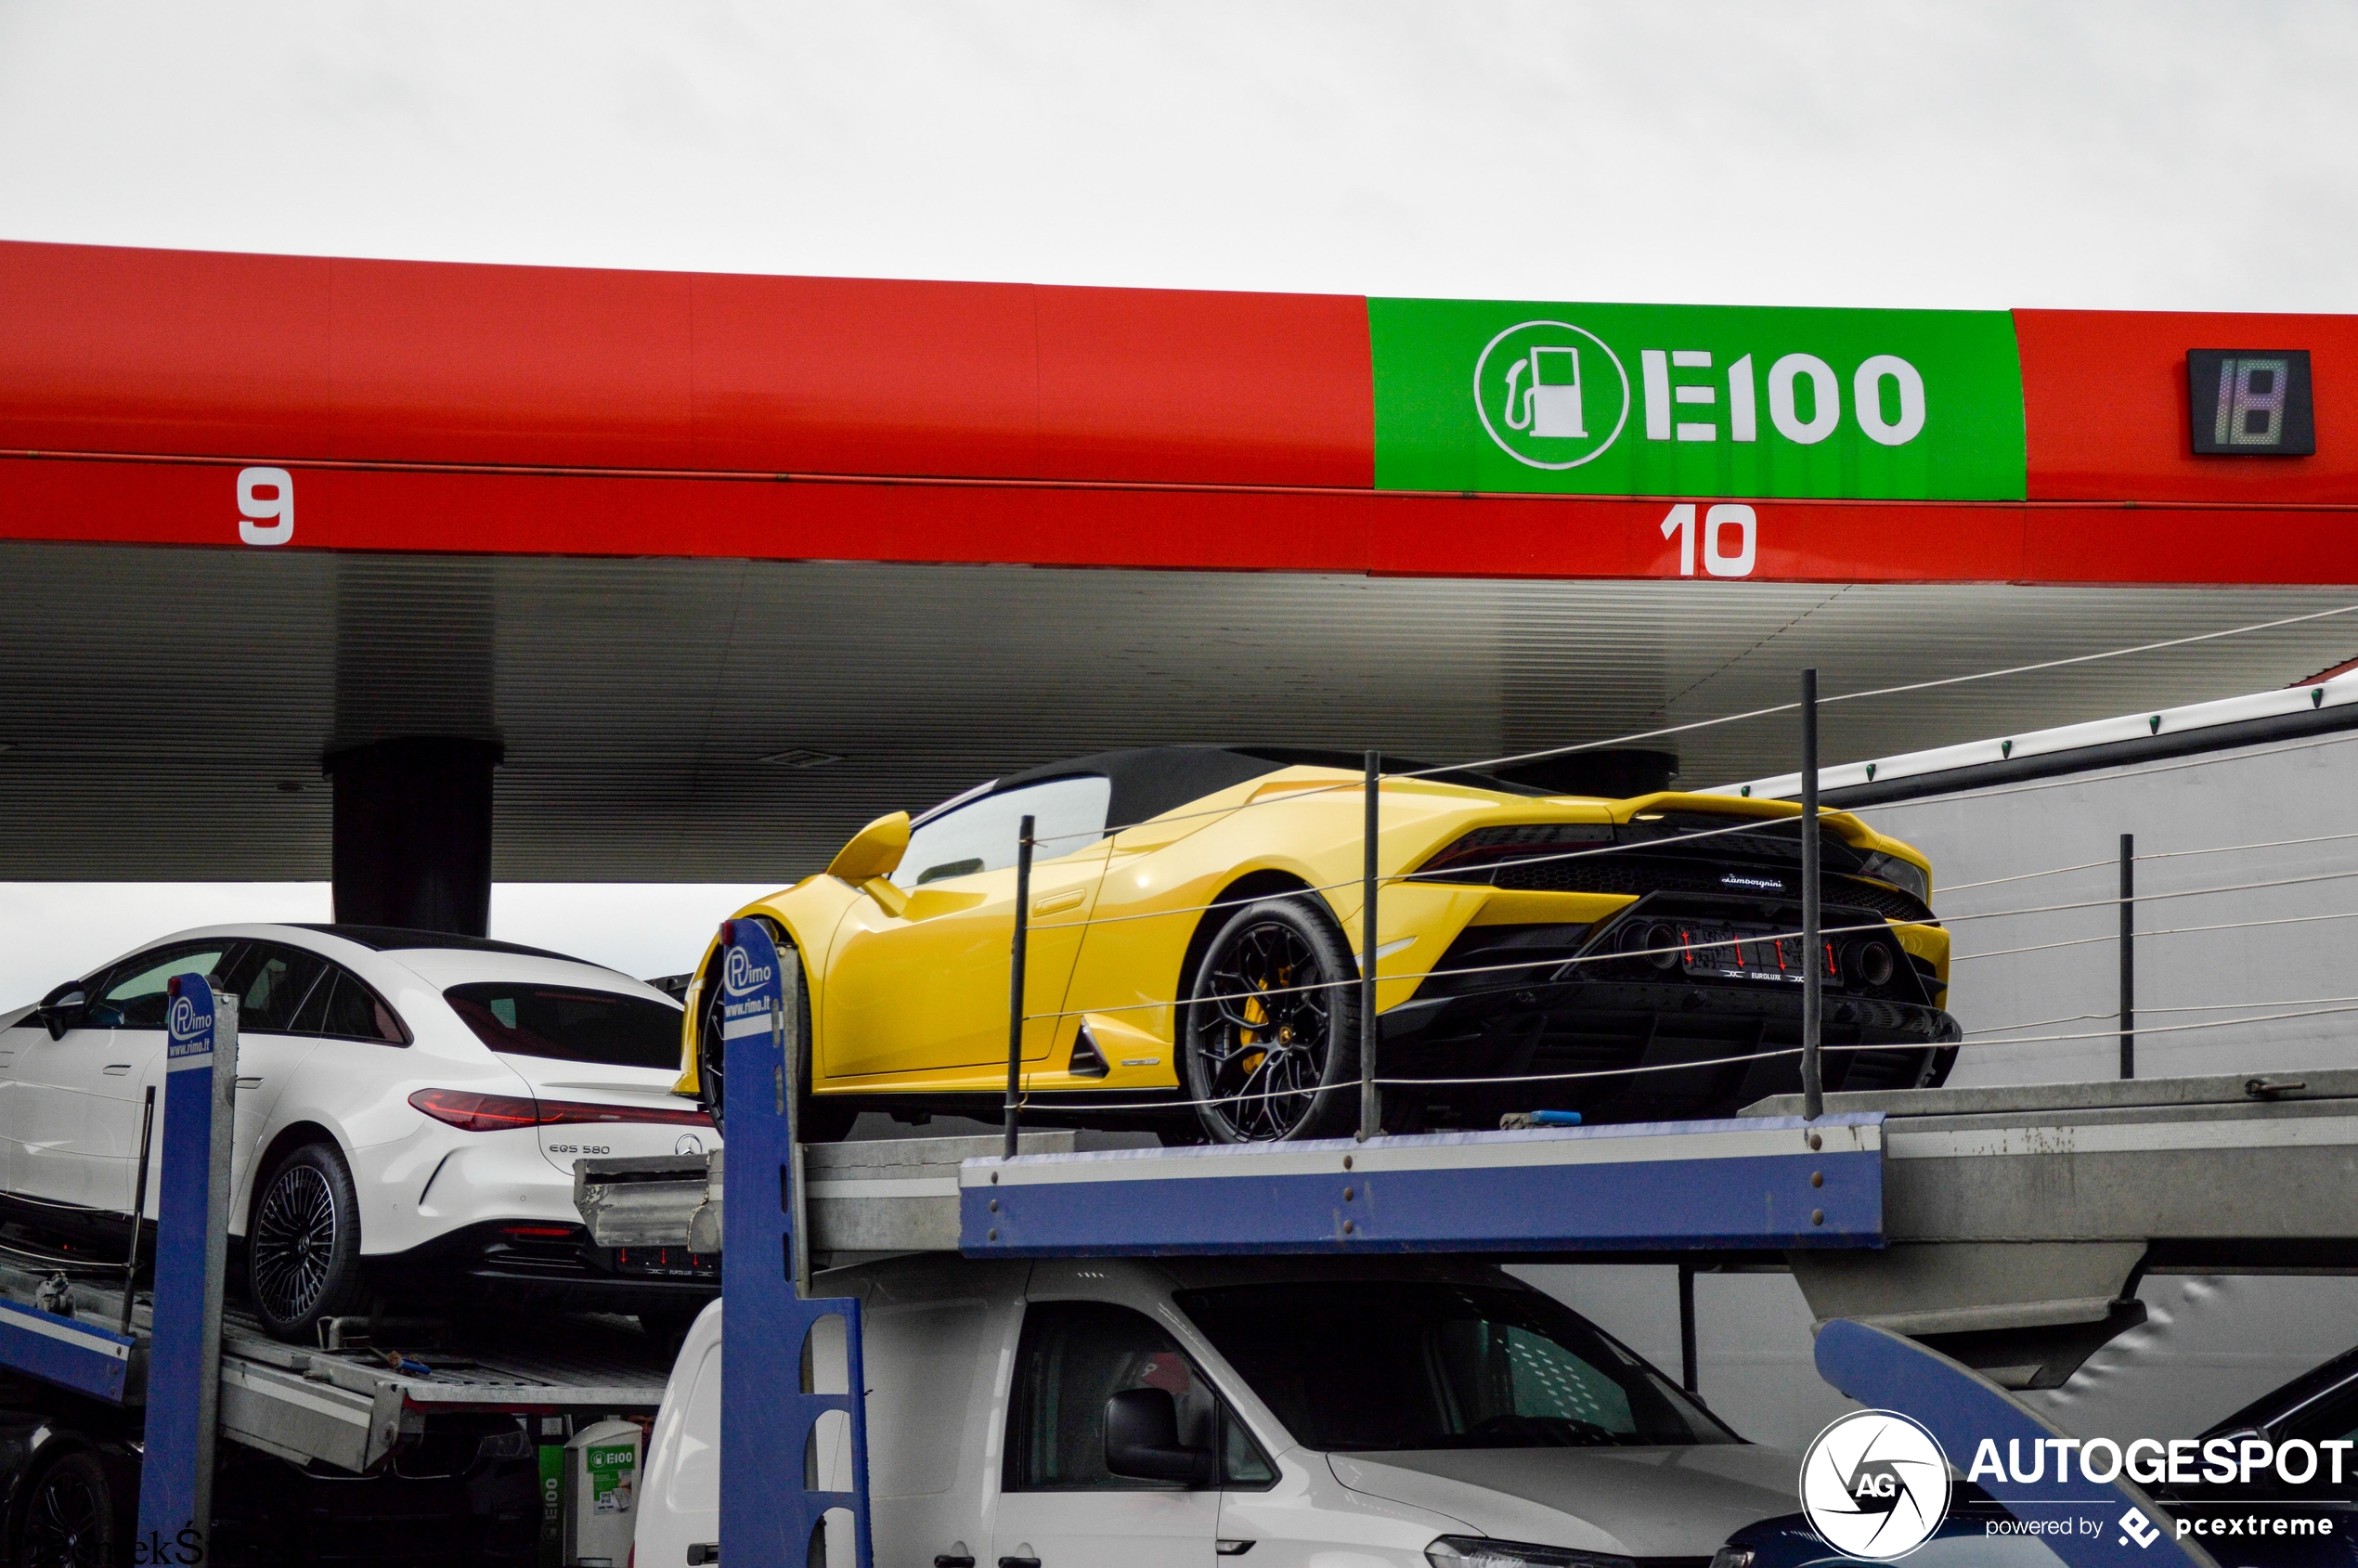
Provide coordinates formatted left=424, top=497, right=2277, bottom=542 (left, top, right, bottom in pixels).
left=677, top=746, right=1955, bottom=1144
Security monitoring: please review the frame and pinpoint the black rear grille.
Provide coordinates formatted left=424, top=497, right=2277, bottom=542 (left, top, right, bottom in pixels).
left=1479, top=852, right=1934, bottom=924
left=1386, top=996, right=1956, bottom=1124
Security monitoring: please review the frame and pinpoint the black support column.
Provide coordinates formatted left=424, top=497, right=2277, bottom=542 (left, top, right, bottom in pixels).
left=324, top=737, right=503, bottom=937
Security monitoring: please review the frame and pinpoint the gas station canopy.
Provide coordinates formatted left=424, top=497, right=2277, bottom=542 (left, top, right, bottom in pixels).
left=2, top=240, right=2353, bottom=890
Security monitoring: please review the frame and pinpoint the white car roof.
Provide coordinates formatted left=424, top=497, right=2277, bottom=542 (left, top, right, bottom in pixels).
left=383, top=944, right=678, bottom=1004
left=85, top=922, right=675, bottom=1007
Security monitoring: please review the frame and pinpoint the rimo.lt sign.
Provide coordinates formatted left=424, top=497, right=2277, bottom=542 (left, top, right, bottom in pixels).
left=1370, top=298, right=2028, bottom=500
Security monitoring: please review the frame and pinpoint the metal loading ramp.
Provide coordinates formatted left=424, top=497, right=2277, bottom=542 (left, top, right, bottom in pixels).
left=0, top=1255, right=673, bottom=1474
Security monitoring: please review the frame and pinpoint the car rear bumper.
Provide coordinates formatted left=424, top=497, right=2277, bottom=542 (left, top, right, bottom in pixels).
left=363, top=1218, right=719, bottom=1313
left=1379, top=973, right=1960, bottom=1125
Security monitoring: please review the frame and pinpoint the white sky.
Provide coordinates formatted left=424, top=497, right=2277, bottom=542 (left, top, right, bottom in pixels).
left=2, top=2, right=2355, bottom=311
left=5, top=3, right=2356, bottom=1002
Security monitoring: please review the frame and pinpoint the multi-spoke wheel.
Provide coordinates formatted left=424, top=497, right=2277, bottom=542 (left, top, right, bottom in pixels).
left=1182, top=898, right=1361, bottom=1143
left=248, top=1141, right=367, bottom=1341
left=696, top=956, right=730, bottom=1134
left=17, top=1451, right=122, bottom=1568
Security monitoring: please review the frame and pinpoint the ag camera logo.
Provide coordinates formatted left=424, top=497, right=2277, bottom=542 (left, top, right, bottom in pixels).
left=1800, top=1409, right=1954, bottom=1560
left=1474, top=319, right=1631, bottom=470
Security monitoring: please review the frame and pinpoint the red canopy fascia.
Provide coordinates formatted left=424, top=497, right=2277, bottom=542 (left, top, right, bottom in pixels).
left=4, top=240, right=2355, bottom=584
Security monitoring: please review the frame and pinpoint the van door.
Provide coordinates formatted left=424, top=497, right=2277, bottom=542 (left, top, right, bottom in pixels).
left=992, top=1300, right=1222, bottom=1568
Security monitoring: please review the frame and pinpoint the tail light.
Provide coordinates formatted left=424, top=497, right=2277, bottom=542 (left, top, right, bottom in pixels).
left=1416, top=823, right=1614, bottom=882
left=408, top=1088, right=714, bottom=1133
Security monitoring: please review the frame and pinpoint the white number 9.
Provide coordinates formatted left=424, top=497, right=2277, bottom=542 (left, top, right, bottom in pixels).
left=238, top=466, right=293, bottom=547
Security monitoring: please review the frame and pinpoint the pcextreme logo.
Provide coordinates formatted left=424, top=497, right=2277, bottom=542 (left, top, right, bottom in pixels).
left=1368, top=297, right=2028, bottom=501
left=1799, top=1409, right=1955, bottom=1561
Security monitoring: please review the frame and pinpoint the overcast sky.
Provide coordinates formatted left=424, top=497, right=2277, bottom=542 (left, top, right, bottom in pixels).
left=6, top=3, right=2357, bottom=1003
left=4, top=2, right=2356, bottom=311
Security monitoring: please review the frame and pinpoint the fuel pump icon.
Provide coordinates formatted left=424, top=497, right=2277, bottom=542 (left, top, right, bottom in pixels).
left=1503, top=345, right=1587, bottom=439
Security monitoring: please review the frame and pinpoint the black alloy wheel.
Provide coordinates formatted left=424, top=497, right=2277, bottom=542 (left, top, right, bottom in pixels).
left=1183, top=898, right=1361, bottom=1143
left=696, top=954, right=730, bottom=1135
left=17, top=1451, right=119, bottom=1568
left=248, top=1141, right=368, bottom=1341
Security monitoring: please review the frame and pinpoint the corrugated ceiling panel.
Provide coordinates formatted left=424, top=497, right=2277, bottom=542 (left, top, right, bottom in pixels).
left=2, top=539, right=2352, bottom=881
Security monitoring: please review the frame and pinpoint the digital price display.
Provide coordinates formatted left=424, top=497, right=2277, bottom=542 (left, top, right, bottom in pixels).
left=2188, top=349, right=2315, bottom=456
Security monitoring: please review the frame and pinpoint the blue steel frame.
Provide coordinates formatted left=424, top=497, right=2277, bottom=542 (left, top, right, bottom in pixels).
left=1817, top=1319, right=2218, bottom=1568
left=961, top=1112, right=1885, bottom=1256
left=135, top=973, right=237, bottom=1564
left=0, top=1299, right=135, bottom=1403
left=718, top=920, right=875, bottom=1568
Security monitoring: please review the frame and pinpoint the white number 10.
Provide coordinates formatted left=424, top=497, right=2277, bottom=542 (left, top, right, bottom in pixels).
left=1660, top=502, right=1756, bottom=577
left=239, top=466, right=293, bottom=547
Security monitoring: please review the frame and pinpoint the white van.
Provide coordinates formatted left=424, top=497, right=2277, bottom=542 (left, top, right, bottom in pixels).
left=636, top=1255, right=1796, bottom=1567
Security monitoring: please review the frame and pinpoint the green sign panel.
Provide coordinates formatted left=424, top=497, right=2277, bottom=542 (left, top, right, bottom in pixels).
left=1369, top=299, right=2027, bottom=500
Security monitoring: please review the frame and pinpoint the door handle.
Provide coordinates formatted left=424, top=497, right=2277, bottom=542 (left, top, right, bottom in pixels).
left=934, top=1559, right=977, bottom=1568
left=1031, top=889, right=1084, bottom=916
left=236, top=1077, right=264, bottom=1090
left=996, top=1559, right=1040, bottom=1568
left=102, top=1064, right=131, bottom=1077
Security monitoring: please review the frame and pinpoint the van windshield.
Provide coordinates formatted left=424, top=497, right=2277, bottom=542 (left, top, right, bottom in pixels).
left=1174, top=1280, right=1736, bottom=1451
left=444, top=983, right=682, bottom=1070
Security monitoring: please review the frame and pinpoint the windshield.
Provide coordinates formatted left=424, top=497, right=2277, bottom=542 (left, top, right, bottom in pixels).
left=444, top=982, right=682, bottom=1069
left=1175, top=1280, right=1737, bottom=1451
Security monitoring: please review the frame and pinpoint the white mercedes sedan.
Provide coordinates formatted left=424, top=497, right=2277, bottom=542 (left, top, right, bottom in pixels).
left=2, top=924, right=719, bottom=1341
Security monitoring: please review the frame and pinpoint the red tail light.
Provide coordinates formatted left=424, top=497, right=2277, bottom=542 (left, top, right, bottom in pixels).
left=408, top=1088, right=714, bottom=1133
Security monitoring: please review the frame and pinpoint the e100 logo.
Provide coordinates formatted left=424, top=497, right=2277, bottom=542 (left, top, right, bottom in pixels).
left=1476, top=320, right=1929, bottom=473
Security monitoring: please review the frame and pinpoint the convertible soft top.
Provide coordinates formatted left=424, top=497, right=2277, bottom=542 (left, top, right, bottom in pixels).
left=970, top=745, right=1552, bottom=835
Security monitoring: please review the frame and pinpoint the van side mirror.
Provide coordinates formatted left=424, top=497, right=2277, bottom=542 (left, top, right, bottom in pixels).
left=825, top=813, right=911, bottom=884
left=1103, top=1388, right=1214, bottom=1486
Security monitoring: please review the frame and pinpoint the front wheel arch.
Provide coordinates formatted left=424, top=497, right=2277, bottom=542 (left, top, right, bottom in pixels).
left=694, top=919, right=847, bottom=1141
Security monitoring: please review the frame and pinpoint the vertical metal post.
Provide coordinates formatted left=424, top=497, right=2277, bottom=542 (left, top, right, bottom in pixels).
left=1677, top=1263, right=1699, bottom=1394
left=1004, top=814, right=1036, bottom=1161
left=119, top=1085, right=156, bottom=1337
left=1359, top=751, right=1380, bottom=1143
left=718, top=917, right=875, bottom=1568
left=2119, top=832, right=2136, bottom=1080
left=1800, top=668, right=1823, bottom=1121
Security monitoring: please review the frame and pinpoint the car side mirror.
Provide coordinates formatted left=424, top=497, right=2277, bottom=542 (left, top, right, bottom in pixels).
left=35, top=987, right=85, bottom=1041
left=1104, top=1387, right=1214, bottom=1486
left=825, top=812, right=911, bottom=884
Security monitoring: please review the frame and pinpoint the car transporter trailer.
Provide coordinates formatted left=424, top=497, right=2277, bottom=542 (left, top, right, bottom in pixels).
left=0, top=924, right=2352, bottom=1568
